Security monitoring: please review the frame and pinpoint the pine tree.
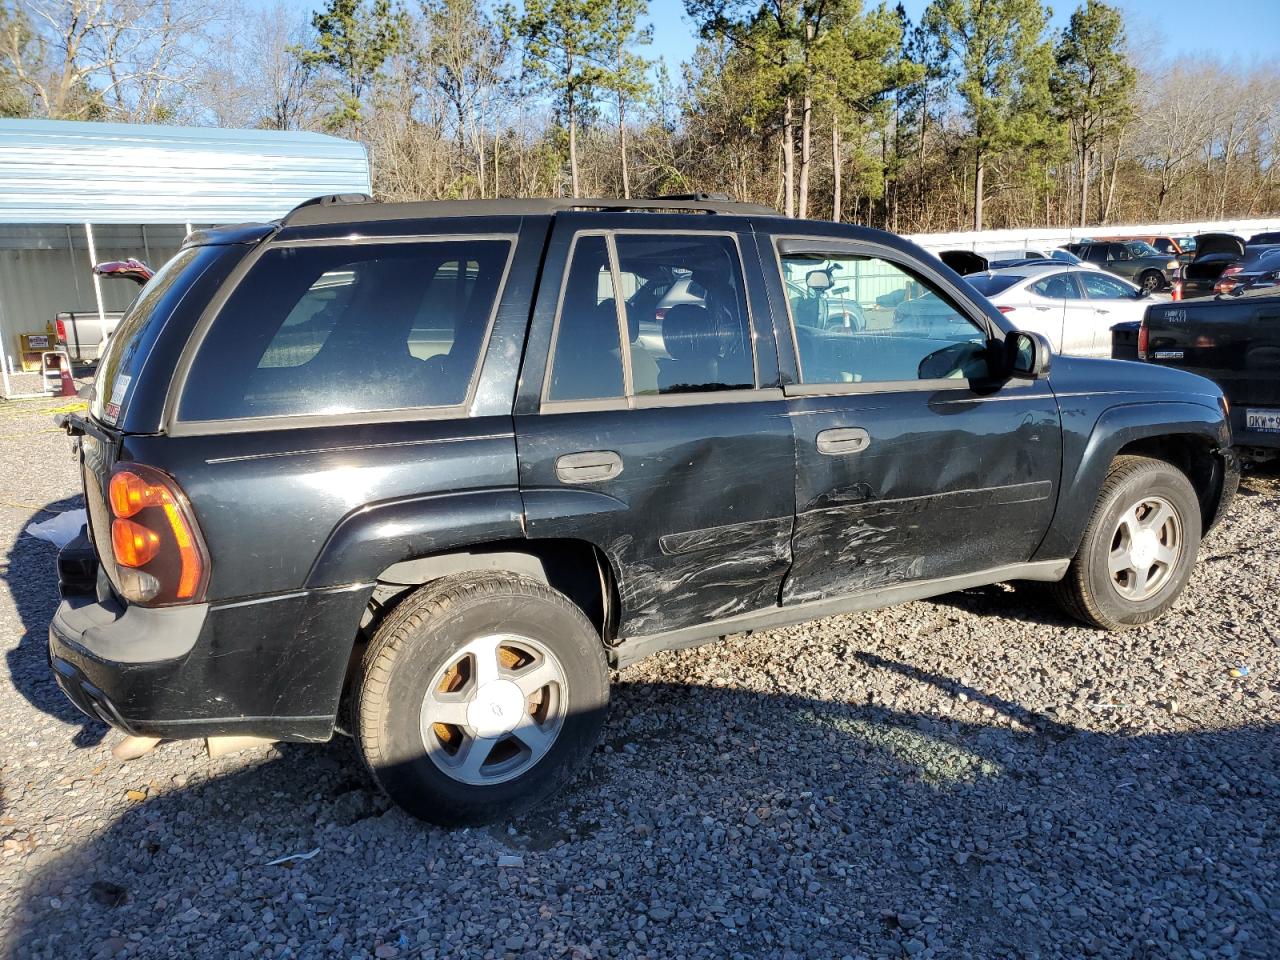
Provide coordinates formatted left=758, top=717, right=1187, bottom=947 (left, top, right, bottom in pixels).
left=295, top=0, right=406, bottom=136
left=924, top=0, right=1055, bottom=229
left=1052, top=0, right=1135, bottom=226
left=506, top=0, right=614, bottom=197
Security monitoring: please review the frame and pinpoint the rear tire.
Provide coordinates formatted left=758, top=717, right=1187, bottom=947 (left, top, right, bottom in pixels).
left=356, top=574, right=609, bottom=826
left=1053, top=455, right=1201, bottom=630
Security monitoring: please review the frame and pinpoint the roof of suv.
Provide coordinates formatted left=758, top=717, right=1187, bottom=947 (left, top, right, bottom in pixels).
left=280, top=192, right=781, bottom=227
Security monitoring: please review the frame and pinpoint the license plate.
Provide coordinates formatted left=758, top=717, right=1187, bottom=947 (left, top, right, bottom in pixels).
left=1246, top=409, right=1280, bottom=432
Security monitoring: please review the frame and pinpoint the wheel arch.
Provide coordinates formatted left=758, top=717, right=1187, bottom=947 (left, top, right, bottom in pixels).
left=1034, top=401, right=1234, bottom=562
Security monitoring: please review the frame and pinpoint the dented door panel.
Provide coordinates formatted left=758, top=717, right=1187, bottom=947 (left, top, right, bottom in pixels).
left=517, top=401, right=796, bottom=637
left=784, top=385, right=1062, bottom=602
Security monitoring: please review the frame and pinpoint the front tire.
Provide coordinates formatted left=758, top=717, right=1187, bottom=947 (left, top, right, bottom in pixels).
left=1139, top=270, right=1163, bottom=292
left=356, top=574, right=610, bottom=826
left=1054, top=455, right=1201, bottom=630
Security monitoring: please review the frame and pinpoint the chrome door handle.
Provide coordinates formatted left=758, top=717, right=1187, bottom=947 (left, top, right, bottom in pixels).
left=816, top=427, right=870, bottom=455
left=555, top=450, right=623, bottom=484
left=1096, top=308, right=1110, bottom=315
left=1035, top=305, right=1051, bottom=311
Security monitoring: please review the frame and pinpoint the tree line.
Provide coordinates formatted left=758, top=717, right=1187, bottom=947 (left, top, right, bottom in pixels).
left=3, top=0, right=1279, bottom=232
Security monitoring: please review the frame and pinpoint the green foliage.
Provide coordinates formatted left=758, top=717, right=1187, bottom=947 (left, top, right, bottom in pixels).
left=295, top=0, right=408, bottom=134
left=923, top=0, right=1057, bottom=225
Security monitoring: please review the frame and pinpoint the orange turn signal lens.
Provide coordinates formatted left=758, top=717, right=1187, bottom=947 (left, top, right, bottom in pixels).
left=109, top=470, right=171, bottom=518
left=111, top=518, right=162, bottom=568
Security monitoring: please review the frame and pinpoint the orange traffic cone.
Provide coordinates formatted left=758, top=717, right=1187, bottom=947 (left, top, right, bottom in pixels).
left=58, top=356, right=76, bottom=397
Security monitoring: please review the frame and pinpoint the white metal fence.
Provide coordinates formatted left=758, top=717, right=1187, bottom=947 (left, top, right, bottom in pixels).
left=906, top=217, right=1280, bottom=254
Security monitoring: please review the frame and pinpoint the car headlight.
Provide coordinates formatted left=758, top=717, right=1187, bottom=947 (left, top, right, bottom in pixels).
left=1167, top=261, right=1179, bottom=270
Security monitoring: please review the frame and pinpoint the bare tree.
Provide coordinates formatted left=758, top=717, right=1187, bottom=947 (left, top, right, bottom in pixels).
left=2, top=0, right=221, bottom=121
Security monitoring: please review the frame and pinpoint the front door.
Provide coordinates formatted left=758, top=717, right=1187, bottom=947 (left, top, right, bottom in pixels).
left=514, top=215, right=796, bottom=638
left=762, top=234, right=1063, bottom=605
left=1079, top=270, right=1146, bottom=355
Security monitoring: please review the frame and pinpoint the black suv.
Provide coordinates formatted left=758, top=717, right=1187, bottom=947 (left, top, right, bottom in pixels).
left=51, top=195, right=1238, bottom=825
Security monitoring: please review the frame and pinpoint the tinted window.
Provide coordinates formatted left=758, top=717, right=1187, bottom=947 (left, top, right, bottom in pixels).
left=966, top=274, right=1022, bottom=297
left=546, top=235, right=624, bottom=401
left=1030, top=273, right=1083, bottom=300
left=615, top=233, right=754, bottom=394
left=780, top=252, right=989, bottom=384
left=1108, top=244, right=1130, bottom=260
left=1081, top=272, right=1135, bottom=300
left=180, top=239, right=510, bottom=421
left=1083, top=245, right=1108, bottom=263
left=93, top=245, right=211, bottom=424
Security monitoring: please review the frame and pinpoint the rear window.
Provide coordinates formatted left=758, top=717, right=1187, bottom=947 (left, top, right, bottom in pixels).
left=92, top=245, right=215, bottom=425
left=179, top=239, right=511, bottom=422
left=966, top=274, right=1022, bottom=297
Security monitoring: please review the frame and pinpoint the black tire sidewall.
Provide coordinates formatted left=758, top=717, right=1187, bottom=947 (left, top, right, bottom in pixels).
left=1081, top=464, right=1201, bottom=625
left=365, top=584, right=609, bottom=825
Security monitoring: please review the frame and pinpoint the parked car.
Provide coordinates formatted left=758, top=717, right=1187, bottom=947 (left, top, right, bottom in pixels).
left=1066, top=240, right=1181, bottom=292
left=965, top=264, right=1168, bottom=358
left=51, top=194, right=1237, bottom=826
left=1200, top=245, right=1280, bottom=297
left=1140, top=291, right=1280, bottom=463
left=1109, top=235, right=1195, bottom=263
left=1246, top=231, right=1280, bottom=246
left=54, top=259, right=154, bottom=363
left=1180, top=234, right=1247, bottom=299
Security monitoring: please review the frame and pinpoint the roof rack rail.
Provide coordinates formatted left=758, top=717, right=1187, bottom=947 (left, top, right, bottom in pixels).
left=283, top=193, right=373, bottom=219
left=280, top=194, right=779, bottom=227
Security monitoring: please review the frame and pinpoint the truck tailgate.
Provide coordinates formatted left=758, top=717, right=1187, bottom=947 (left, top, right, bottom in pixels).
left=1144, top=297, right=1280, bottom=448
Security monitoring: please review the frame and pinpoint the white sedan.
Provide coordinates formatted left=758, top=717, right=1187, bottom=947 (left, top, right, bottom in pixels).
left=966, top=264, right=1170, bottom=358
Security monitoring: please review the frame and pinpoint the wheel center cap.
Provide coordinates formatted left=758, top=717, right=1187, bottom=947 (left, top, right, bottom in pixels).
left=467, top=679, right=525, bottom=739
left=1130, top=529, right=1160, bottom=569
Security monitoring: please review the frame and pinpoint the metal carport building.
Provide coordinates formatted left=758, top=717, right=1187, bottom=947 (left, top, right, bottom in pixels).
left=0, top=118, right=371, bottom=371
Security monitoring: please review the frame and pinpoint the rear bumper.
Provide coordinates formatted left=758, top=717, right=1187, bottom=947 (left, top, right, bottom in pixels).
left=48, top=544, right=370, bottom=742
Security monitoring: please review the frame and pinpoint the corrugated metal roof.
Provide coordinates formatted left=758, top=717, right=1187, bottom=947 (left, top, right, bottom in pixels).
left=0, top=119, right=371, bottom=224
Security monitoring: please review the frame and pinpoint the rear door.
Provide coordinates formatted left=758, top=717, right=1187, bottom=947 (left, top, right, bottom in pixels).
left=1079, top=271, right=1143, bottom=355
left=761, top=231, right=1062, bottom=604
left=513, top=214, right=795, bottom=639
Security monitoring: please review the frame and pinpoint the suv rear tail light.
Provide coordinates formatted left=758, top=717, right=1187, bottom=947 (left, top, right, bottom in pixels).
left=107, top=464, right=209, bottom=605
left=1137, top=321, right=1149, bottom=360
left=55, top=318, right=67, bottom=343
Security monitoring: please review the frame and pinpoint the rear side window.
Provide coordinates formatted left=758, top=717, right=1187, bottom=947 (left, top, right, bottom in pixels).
left=180, top=239, right=511, bottom=422
left=544, top=231, right=756, bottom=403
left=966, top=274, right=1022, bottom=297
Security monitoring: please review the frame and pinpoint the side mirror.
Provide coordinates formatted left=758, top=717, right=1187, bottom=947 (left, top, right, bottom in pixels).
left=1135, top=287, right=1151, bottom=300
left=806, top=269, right=832, bottom=291
left=1007, top=330, right=1052, bottom=379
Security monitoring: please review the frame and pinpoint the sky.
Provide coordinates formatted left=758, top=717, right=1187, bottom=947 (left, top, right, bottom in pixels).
left=639, top=0, right=1280, bottom=73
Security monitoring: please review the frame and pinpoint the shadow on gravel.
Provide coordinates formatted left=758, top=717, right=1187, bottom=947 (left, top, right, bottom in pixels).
left=7, top=657, right=1278, bottom=959
left=2, top=496, right=107, bottom=750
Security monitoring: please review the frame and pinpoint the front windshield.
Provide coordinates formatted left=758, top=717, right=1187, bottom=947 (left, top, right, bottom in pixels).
left=1128, top=241, right=1161, bottom=257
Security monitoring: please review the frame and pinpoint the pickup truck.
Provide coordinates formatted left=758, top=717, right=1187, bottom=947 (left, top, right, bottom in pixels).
left=1142, top=293, right=1280, bottom=462
left=55, top=310, right=124, bottom=363
left=50, top=193, right=1238, bottom=826
left=55, top=260, right=153, bottom=363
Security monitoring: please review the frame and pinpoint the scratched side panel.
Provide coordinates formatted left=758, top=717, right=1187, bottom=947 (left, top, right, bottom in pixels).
left=784, top=385, right=1062, bottom=603
left=516, top=400, right=797, bottom=637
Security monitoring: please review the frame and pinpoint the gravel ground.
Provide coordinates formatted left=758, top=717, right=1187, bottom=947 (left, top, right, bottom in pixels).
left=0, top=393, right=1277, bottom=960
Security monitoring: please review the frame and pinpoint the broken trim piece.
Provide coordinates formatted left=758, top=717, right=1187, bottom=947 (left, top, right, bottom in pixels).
left=609, top=558, right=1070, bottom=668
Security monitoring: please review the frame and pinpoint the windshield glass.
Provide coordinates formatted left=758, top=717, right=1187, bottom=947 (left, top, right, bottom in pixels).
left=1128, top=241, right=1160, bottom=258
left=966, top=274, right=1023, bottom=297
